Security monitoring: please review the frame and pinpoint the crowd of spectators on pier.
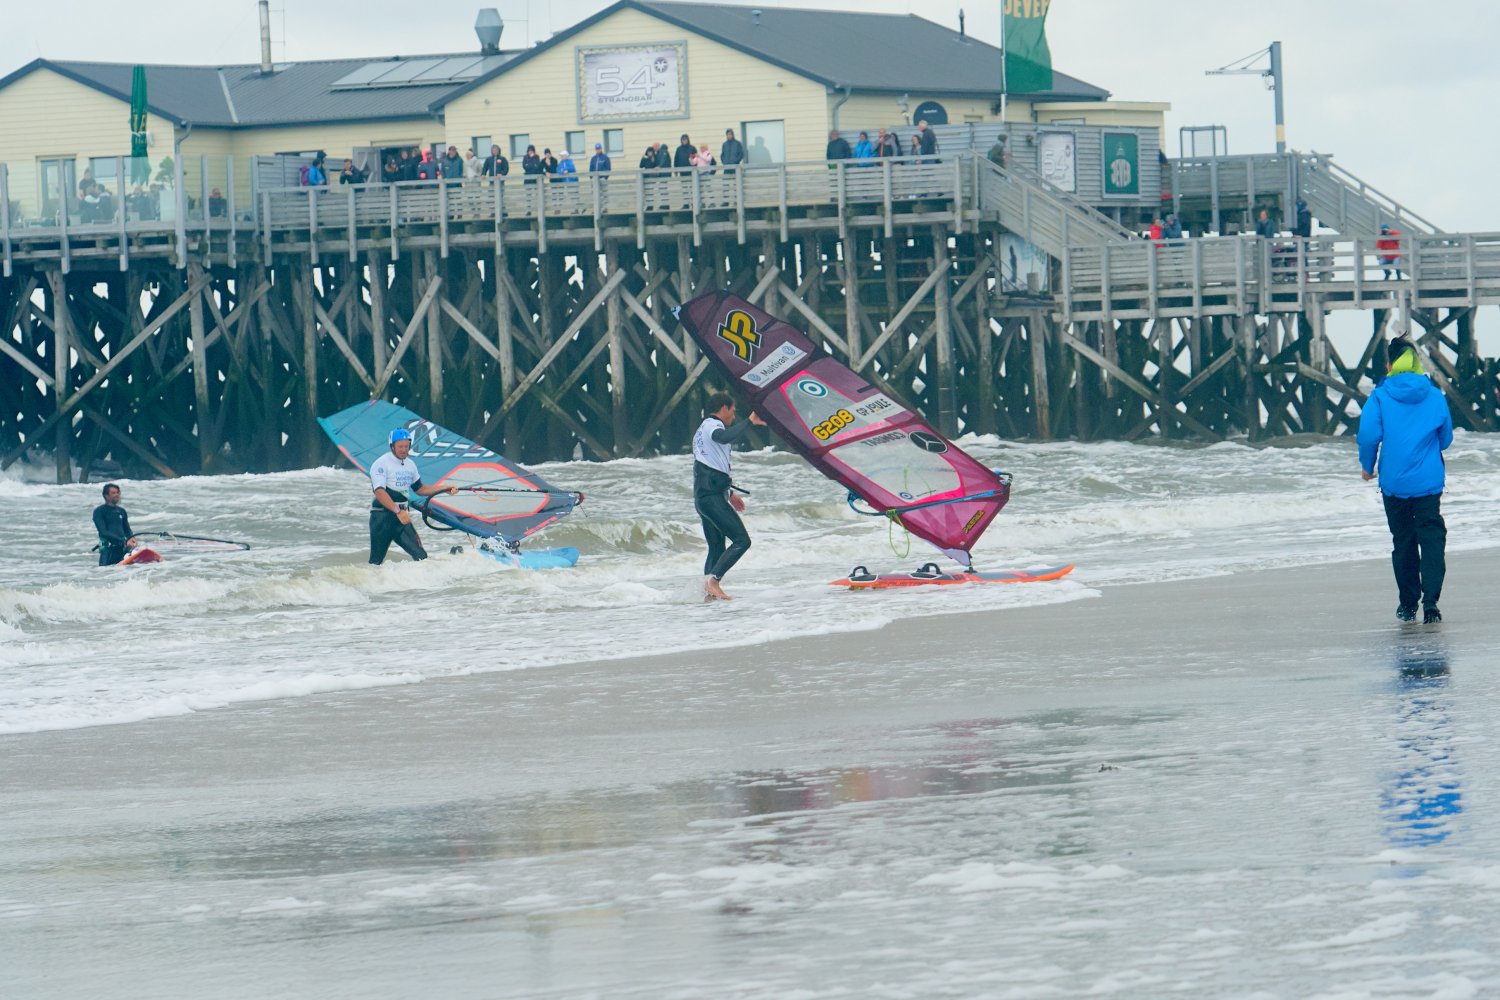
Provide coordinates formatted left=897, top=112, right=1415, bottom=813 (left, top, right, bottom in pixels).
left=291, top=119, right=948, bottom=195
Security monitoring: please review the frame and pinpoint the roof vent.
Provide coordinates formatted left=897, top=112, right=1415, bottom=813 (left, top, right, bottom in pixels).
left=258, top=0, right=274, bottom=75
left=751, top=9, right=761, bottom=26
left=475, top=8, right=503, bottom=54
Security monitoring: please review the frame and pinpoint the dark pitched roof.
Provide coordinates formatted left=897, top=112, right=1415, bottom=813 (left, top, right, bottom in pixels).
left=436, top=0, right=1109, bottom=108
left=0, top=53, right=518, bottom=129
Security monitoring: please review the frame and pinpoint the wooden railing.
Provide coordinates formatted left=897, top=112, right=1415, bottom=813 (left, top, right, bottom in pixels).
left=1167, top=151, right=1437, bottom=236
left=1062, top=232, right=1500, bottom=318
left=975, top=158, right=1136, bottom=259
left=259, top=155, right=971, bottom=257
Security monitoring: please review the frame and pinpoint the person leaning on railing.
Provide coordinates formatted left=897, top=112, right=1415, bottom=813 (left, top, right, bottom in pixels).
left=482, top=144, right=509, bottom=178
left=720, top=129, right=745, bottom=169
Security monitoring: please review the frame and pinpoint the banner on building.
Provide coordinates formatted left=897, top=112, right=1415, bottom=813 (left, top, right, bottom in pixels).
left=1038, top=132, right=1075, bottom=193
left=999, top=234, right=1050, bottom=295
left=576, top=42, right=688, bottom=122
left=1003, top=0, right=1054, bottom=94
left=1103, top=132, right=1139, bottom=196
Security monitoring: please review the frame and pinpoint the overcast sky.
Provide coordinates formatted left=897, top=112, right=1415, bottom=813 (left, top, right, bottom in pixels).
left=5, top=1, right=1495, bottom=229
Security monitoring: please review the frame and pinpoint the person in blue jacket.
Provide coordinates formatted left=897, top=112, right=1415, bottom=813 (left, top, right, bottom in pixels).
left=1358, top=337, right=1453, bottom=623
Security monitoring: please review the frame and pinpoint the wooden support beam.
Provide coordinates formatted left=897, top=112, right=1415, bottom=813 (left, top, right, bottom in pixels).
left=606, top=244, right=628, bottom=456
left=48, top=272, right=73, bottom=482
left=1061, top=331, right=1222, bottom=441
left=2, top=271, right=208, bottom=470
left=855, top=266, right=944, bottom=369
left=80, top=403, right=177, bottom=479
left=474, top=267, right=628, bottom=441
left=374, top=275, right=443, bottom=397
left=188, top=265, right=217, bottom=469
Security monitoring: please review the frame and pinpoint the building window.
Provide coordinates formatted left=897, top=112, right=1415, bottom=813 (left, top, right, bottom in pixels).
left=471, top=135, right=493, bottom=156
left=89, top=157, right=122, bottom=185
left=741, top=120, right=785, bottom=165
left=565, top=131, right=585, bottom=156
left=603, top=129, right=624, bottom=157
left=510, top=134, right=530, bottom=158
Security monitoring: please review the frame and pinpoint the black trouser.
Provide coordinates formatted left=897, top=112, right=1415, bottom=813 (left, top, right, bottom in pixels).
left=1382, top=492, right=1445, bottom=610
left=369, top=509, right=428, bottom=565
left=98, top=542, right=126, bottom=567
left=695, top=488, right=750, bottom=580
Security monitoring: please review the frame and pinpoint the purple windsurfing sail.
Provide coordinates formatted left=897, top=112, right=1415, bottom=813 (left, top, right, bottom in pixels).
left=674, top=291, right=1009, bottom=568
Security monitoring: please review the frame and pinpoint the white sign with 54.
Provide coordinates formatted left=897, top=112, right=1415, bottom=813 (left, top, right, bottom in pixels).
left=577, top=43, right=687, bottom=122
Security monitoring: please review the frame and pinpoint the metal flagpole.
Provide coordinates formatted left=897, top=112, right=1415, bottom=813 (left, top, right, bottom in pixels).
left=999, top=3, right=1007, bottom=124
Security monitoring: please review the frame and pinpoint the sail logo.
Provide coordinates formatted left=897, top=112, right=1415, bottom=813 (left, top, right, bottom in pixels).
left=796, top=378, right=827, bottom=397
left=909, top=431, right=949, bottom=454
left=964, top=511, right=985, bottom=534
left=717, top=309, right=762, bottom=364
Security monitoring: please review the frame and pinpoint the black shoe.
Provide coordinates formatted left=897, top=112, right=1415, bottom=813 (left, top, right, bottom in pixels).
left=1423, top=606, right=1442, bottom=624
left=1396, top=605, right=1417, bottom=622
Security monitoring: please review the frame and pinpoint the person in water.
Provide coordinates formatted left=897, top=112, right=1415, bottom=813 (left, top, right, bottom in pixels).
left=1358, top=336, right=1453, bottom=624
left=369, top=427, right=459, bottom=565
left=92, top=482, right=138, bottom=566
left=692, top=392, right=766, bottom=600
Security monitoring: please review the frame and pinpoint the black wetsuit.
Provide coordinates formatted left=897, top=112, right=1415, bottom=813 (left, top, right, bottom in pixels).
left=693, top=418, right=753, bottom=580
left=93, top=503, right=134, bottom=566
left=369, top=487, right=429, bottom=565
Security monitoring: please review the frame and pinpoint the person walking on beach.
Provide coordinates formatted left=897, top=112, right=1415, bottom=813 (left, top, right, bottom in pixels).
left=369, top=427, right=459, bottom=566
left=1358, top=337, right=1453, bottom=623
left=92, top=483, right=138, bottom=566
left=692, top=392, right=766, bottom=600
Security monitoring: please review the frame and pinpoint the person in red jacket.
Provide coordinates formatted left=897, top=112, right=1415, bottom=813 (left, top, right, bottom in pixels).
left=1377, top=224, right=1404, bottom=280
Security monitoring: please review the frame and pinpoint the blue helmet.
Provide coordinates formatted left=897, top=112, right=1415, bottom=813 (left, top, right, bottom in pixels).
left=389, top=427, right=413, bottom=445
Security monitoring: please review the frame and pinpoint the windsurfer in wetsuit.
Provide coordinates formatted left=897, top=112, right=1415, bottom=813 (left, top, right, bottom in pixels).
left=693, top=392, right=766, bottom=600
left=92, top=482, right=137, bottom=566
left=369, top=427, right=459, bottom=565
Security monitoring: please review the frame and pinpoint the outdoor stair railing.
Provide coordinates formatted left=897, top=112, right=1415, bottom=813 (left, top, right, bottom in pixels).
left=1062, top=231, right=1500, bottom=320
left=973, top=158, right=1137, bottom=260
left=1297, top=150, right=1438, bottom=236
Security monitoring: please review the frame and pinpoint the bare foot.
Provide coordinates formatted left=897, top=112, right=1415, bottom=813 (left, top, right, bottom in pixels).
left=705, top=576, right=732, bottom=600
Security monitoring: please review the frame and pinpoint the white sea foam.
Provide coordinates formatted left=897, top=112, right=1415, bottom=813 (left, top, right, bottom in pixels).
left=6, top=436, right=1500, bottom=734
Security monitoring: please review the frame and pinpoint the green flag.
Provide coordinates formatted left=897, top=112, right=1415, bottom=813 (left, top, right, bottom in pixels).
left=1003, top=0, right=1054, bottom=95
left=129, top=65, right=149, bottom=183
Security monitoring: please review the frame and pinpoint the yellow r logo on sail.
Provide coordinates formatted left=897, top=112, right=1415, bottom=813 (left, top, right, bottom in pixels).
left=717, top=309, right=762, bottom=363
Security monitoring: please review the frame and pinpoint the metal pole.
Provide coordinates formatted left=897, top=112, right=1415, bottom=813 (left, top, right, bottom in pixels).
left=1270, top=41, right=1286, bottom=153
left=998, top=4, right=1007, bottom=125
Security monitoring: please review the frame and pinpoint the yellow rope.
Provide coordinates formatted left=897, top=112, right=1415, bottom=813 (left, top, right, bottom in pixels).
left=887, top=512, right=910, bottom=558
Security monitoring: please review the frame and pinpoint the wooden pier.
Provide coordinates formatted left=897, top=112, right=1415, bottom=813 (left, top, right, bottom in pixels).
left=2, top=154, right=1498, bottom=482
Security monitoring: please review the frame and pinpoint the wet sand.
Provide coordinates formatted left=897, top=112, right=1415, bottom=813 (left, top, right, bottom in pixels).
left=5, top=552, right=1499, bottom=998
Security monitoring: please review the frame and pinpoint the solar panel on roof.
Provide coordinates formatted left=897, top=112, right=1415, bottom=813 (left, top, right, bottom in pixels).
left=330, top=61, right=403, bottom=88
left=327, top=53, right=515, bottom=90
left=412, top=56, right=483, bottom=82
left=370, top=58, right=443, bottom=85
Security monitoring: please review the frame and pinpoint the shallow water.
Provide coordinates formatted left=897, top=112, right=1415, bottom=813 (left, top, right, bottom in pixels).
left=5, top=434, right=1500, bottom=734
left=5, top=559, right=1497, bottom=999
left=6, top=435, right=1500, bottom=997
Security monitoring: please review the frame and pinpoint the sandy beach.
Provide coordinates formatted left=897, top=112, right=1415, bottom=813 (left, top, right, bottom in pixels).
left=5, top=550, right=1498, bottom=998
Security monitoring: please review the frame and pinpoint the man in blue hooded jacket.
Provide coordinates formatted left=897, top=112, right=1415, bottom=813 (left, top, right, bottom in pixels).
left=1358, top=337, right=1453, bottom=623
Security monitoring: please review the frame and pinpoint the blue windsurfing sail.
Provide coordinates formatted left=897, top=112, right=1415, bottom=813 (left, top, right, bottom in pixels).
left=318, top=400, right=582, bottom=546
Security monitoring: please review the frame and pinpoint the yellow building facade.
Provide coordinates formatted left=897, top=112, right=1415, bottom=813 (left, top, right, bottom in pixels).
left=0, top=1, right=1165, bottom=221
